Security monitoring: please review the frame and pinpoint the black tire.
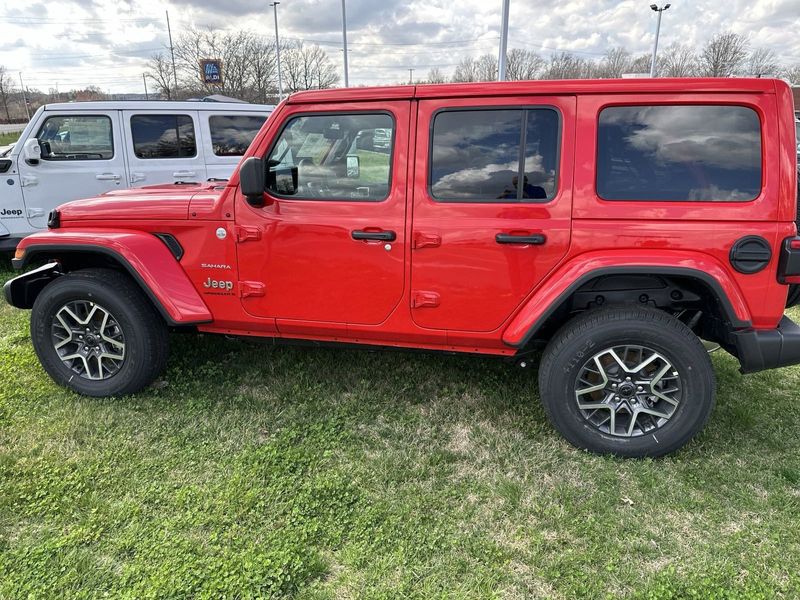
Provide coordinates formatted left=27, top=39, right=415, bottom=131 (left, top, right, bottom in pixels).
left=538, top=306, right=715, bottom=458
left=30, top=268, right=168, bottom=397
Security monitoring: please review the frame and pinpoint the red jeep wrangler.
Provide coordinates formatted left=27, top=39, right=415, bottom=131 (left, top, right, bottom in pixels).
left=5, top=78, right=800, bottom=457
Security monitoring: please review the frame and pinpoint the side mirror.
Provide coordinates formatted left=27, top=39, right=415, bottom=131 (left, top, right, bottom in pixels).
left=239, top=157, right=266, bottom=207
left=266, top=159, right=298, bottom=196
left=346, top=155, right=360, bottom=179
left=23, top=138, right=41, bottom=165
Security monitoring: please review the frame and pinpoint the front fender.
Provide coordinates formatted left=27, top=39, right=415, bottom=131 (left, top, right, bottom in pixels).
left=12, top=230, right=212, bottom=325
left=502, top=250, right=752, bottom=348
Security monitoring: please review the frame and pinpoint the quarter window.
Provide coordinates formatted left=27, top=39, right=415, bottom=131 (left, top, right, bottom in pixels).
left=209, top=115, right=267, bottom=156
left=597, top=105, right=762, bottom=202
left=130, top=114, right=197, bottom=159
left=430, top=108, right=560, bottom=202
left=265, top=113, right=394, bottom=201
left=36, top=115, right=113, bottom=160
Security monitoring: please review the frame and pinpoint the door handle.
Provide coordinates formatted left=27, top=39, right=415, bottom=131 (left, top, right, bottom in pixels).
left=173, top=170, right=196, bottom=178
left=352, top=230, right=396, bottom=242
left=96, top=173, right=121, bottom=181
left=495, top=233, right=546, bottom=245
left=130, top=172, right=146, bottom=183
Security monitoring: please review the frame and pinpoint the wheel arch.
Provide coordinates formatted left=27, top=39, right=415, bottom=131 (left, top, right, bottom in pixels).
left=504, top=265, right=751, bottom=350
left=10, top=234, right=212, bottom=326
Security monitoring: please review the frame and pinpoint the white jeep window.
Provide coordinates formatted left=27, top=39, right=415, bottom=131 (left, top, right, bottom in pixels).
left=265, top=113, right=394, bottom=201
left=36, top=115, right=113, bottom=161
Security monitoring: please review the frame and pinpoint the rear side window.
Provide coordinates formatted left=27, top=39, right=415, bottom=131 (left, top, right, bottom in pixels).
left=430, top=108, right=560, bottom=202
left=36, top=115, right=113, bottom=160
left=131, top=114, right=196, bottom=159
left=209, top=115, right=267, bottom=156
left=597, top=105, right=762, bottom=201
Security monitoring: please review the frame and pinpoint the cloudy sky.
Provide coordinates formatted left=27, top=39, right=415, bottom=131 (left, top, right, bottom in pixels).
left=1, top=0, right=799, bottom=93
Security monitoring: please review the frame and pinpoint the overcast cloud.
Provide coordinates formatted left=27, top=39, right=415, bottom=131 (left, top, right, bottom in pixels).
left=0, top=0, right=798, bottom=93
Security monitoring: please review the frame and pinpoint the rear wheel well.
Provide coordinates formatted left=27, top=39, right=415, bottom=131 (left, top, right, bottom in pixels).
left=528, top=273, right=735, bottom=349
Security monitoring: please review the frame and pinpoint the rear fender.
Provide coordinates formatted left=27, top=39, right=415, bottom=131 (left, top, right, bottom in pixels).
left=12, top=230, right=212, bottom=325
left=503, top=250, right=751, bottom=348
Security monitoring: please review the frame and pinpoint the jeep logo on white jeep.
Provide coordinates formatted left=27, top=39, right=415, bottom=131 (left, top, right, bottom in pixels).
left=0, top=208, right=23, bottom=218
left=203, top=278, right=234, bottom=291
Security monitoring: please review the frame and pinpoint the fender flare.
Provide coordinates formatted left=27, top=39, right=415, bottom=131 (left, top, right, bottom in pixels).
left=502, top=254, right=752, bottom=349
left=11, top=230, right=212, bottom=325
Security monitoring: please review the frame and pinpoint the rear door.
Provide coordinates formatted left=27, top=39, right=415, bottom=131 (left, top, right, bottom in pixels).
left=18, top=110, right=127, bottom=229
left=198, top=111, right=270, bottom=180
left=122, top=110, right=206, bottom=186
left=410, top=95, right=575, bottom=332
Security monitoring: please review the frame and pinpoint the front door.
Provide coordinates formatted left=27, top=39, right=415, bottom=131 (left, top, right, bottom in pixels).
left=236, top=101, right=409, bottom=327
left=18, top=111, right=127, bottom=229
left=122, top=110, right=207, bottom=186
left=410, top=96, right=575, bottom=332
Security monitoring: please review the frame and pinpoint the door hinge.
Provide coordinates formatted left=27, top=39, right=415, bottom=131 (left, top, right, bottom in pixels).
left=20, top=175, right=38, bottom=188
left=411, top=291, right=440, bottom=308
left=236, top=226, right=262, bottom=243
left=239, top=281, right=266, bottom=298
left=413, top=232, right=441, bottom=249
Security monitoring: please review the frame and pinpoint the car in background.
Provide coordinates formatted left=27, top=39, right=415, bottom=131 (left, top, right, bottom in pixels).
left=0, top=100, right=274, bottom=251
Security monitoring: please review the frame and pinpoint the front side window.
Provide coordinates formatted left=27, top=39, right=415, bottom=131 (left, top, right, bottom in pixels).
left=131, top=114, right=196, bottom=159
left=209, top=115, right=267, bottom=156
left=266, top=113, right=394, bottom=201
left=430, top=108, right=560, bottom=202
left=36, top=115, right=113, bottom=160
left=597, top=105, right=762, bottom=201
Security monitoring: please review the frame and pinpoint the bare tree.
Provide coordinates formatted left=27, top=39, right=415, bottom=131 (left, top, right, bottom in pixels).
left=698, top=32, right=750, bottom=77
left=659, top=43, right=697, bottom=77
left=145, top=52, right=174, bottom=99
left=452, top=57, right=479, bottom=82
left=542, top=52, right=590, bottom=80
left=596, top=47, right=631, bottom=78
left=505, top=48, right=544, bottom=81
left=628, top=54, right=652, bottom=75
left=282, top=43, right=339, bottom=93
left=782, top=63, right=800, bottom=85
left=475, top=54, right=498, bottom=81
left=0, top=66, right=15, bottom=120
left=746, top=48, right=780, bottom=78
left=426, top=67, right=446, bottom=84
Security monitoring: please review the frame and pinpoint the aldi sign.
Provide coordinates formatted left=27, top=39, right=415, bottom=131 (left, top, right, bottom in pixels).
left=200, top=59, right=223, bottom=85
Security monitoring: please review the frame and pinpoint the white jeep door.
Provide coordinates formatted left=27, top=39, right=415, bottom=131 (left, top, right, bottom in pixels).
left=198, top=111, right=269, bottom=180
left=18, top=111, right=127, bottom=230
left=122, top=110, right=206, bottom=186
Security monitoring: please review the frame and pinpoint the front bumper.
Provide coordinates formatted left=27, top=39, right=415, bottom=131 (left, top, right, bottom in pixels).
left=733, top=316, right=800, bottom=373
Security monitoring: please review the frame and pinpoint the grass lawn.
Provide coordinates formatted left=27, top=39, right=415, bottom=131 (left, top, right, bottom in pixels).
left=1, top=264, right=799, bottom=599
left=0, top=132, right=19, bottom=147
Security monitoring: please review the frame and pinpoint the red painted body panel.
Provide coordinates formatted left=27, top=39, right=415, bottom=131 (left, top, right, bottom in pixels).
left=14, top=78, right=799, bottom=358
left=16, top=230, right=212, bottom=324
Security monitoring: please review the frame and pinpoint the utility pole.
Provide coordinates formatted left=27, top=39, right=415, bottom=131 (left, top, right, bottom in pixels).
left=270, top=2, right=284, bottom=101
left=341, top=0, right=349, bottom=87
left=166, top=10, right=178, bottom=98
left=649, top=3, right=671, bottom=78
left=18, top=72, right=30, bottom=120
left=143, top=74, right=149, bottom=100
left=408, top=68, right=414, bottom=84
left=498, top=0, right=510, bottom=80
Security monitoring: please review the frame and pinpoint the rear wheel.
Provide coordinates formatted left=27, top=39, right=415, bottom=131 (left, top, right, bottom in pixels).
left=538, top=306, right=715, bottom=457
left=30, top=269, right=168, bottom=397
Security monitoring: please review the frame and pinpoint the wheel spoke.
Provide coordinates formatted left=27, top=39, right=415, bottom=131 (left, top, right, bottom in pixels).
left=574, top=344, right=681, bottom=438
left=51, top=301, right=126, bottom=382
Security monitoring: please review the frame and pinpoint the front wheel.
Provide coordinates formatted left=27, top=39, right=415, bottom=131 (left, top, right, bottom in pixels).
left=30, top=268, right=169, bottom=397
left=538, top=306, right=716, bottom=457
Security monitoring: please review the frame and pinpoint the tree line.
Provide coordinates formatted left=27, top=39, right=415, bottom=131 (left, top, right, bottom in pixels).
left=436, top=32, right=800, bottom=84
left=1, top=30, right=799, bottom=121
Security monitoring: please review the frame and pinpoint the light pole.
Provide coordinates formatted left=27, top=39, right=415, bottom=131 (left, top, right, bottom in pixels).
left=270, top=2, right=284, bottom=101
left=498, top=0, right=510, bottom=80
left=341, top=0, right=349, bottom=87
left=649, top=3, right=670, bottom=78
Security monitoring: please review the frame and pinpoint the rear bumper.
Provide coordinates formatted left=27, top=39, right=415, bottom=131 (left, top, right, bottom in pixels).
left=733, top=316, right=800, bottom=373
